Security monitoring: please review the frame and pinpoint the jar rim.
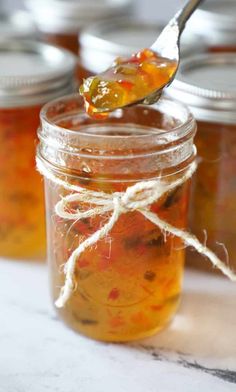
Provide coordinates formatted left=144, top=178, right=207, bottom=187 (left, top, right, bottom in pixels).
left=40, top=93, right=196, bottom=143
left=38, top=93, right=196, bottom=178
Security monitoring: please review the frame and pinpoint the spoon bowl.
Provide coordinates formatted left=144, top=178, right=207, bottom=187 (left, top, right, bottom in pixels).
left=80, top=0, right=204, bottom=116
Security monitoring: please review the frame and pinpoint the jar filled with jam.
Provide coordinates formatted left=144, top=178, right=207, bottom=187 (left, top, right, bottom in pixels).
left=37, top=94, right=196, bottom=342
left=0, top=40, right=76, bottom=259
left=167, top=53, right=236, bottom=272
left=187, top=0, right=236, bottom=53
left=24, top=0, right=133, bottom=55
left=79, top=17, right=205, bottom=80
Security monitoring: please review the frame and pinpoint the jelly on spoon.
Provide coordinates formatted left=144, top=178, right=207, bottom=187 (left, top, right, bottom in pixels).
left=80, top=0, right=204, bottom=118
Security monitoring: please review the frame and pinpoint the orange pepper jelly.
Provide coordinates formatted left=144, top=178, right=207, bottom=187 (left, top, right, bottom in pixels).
left=37, top=95, right=196, bottom=341
left=80, top=49, right=177, bottom=117
left=0, top=40, right=76, bottom=259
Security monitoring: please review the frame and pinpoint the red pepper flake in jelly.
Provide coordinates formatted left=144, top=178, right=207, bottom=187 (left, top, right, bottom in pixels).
left=97, top=258, right=110, bottom=272
left=150, top=304, right=164, bottom=312
left=78, top=259, right=90, bottom=268
left=80, top=48, right=177, bottom=118
left=108, top=287, right=120, bottom=301
left=109, top=315, right=125, bottom=328
left=131, top=311, right=149, bottom=325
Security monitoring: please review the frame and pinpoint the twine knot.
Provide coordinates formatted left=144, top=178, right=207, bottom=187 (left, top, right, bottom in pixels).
left=120, top=180, right=165, bottom=211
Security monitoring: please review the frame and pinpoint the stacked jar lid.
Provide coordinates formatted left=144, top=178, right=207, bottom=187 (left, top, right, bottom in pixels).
left=168, top=54, right=236, bottom=124
left=26, top=0, right=133, bottom=31
left=186, top=0, right=236, bottom=51
left=0, top=40, right=76, bottom=107
left=24, top=0, right=133, bottom=54
left=0, top=10, right=37, bottom=40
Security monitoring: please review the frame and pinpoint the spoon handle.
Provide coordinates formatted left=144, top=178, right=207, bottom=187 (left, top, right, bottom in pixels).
left=174, top=0, right=204, bottom=33
left=151, top=0, right=204, bottom=58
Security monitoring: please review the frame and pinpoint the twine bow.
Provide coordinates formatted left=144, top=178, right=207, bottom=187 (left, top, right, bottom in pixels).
left=37, top=158, right=236, bottom=308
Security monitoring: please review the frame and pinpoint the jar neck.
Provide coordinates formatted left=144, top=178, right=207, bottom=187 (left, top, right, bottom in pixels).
left=38, top=95, right=197, bottom=182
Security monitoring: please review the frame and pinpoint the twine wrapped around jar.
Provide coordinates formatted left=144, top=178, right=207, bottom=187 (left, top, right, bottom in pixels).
left=37, top=158, right=236, bottom=308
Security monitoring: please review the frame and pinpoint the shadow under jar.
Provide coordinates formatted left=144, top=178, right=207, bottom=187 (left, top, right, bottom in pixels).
left=0, top=40, right=76, bottom=259
left=37, top=95, right=196, bottom=342
left=167, top=53, right=236, bottom=273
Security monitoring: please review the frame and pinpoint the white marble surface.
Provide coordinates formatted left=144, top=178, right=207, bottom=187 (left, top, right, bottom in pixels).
left=0, top=259, right=236, bottom=392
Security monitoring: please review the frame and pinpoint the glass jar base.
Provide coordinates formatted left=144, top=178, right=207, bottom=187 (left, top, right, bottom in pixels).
left=55, top=300, right=180, bottom=343
left=59, top=315, right=175, bottom=343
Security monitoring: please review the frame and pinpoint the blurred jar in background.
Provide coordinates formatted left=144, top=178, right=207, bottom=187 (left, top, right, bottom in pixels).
left=0, top=40, right=76, bottom=259
left=167, top=53, right=236, bottom=273
left=187, top=0, right=236, bottom=53
left=24, top=0, right=133, bottom=55
left=0, top=10, right=37, bottom=40
left=79, top=17, right=205, bottom=80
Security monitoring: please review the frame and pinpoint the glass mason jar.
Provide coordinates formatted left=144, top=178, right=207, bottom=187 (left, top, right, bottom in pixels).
left=24, top=0, right=133, bottom=55
left=37, top=94, right=196, bottom=342
left=79, top=17, right=205, bottom=80
left=0, top=40, right=76, bottom=259
left=187, top=0, right=236, bottom=53
left=167, top=53, right=236, bottom=272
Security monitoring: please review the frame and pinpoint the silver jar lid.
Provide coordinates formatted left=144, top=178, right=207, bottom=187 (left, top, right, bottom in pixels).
left=0, top=40, right=76, bottom=108
left=187, top=0, right=236, bottom=46
left=0, top=10, right=37, bottom=39
left=24, top=0, right=133, bottom=34
left=167, top=53, right=236, bottom=124
left=80, top=18, right=205, bottom=73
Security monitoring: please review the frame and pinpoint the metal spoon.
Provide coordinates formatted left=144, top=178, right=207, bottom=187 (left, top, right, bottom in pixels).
left=80, top=0, right=204, bottom=113
left=143, top=0, right=204, bottom=105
